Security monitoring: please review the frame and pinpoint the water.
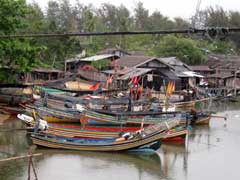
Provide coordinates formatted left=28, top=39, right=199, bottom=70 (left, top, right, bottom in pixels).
left=0, top=101, right=240, bottom=180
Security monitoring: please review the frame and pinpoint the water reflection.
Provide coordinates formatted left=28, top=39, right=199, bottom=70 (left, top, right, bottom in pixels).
left=0, top=118, right=29, bottom=158
left=1, top=101, right=240, bottom=180
left=159, top=143, right=188, bottom=180
left=21, top=150, right=165, bottom=180
left=0, top=118, right=30, bottom=180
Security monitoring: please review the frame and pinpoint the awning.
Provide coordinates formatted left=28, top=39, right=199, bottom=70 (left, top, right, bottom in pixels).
left=176, top=71, right=204, bottom=78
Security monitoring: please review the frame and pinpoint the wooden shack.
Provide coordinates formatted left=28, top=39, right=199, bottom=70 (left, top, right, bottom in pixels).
left=25, top=68, right=64, bottom=84
left=160, top=57, right=204, bottom=89
left=110, top=56, right=181, bottom=90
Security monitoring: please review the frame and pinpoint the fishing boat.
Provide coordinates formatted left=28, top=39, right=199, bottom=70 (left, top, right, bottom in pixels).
left=191, top=112, right=211, bottom=125
left=18, top=113, right=186, bottom=142
left=45, top=123, right=188, bottom=142
left=80, top=109, right=184, bottom=126
left=30, top=119, right=179, bottom=152
left=0, top=85, right=35, bottom=106
left=25, top=105, right=81, bottom=123
left=162, top=126, right=188, bottom=141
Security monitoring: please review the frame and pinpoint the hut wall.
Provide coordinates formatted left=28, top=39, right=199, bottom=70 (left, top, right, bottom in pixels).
left=225, top=77, right=240, bottom=88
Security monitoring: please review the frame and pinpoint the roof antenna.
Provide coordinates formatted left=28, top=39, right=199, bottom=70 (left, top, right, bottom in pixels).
left=192, top=0, right=202, bottom=29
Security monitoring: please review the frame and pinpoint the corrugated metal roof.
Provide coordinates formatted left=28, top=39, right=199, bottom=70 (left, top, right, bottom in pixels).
left=116, top=56, right=156, bottom=68
left=159, top=69, right=180, bottom=80
left=160, top=57, right=192, bottom=71
left=80, top=54, right=119, bottom=62
left=118, top=68, right=152, bottom=80
left=206, top=73, right=232, bottom=79
left=65, top=58, right=79, bottom=63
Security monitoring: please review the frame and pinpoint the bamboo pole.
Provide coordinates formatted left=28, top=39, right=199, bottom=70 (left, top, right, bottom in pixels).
left=0, top=153, right=42, bottom=162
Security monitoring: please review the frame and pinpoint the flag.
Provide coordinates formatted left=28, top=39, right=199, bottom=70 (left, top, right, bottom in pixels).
left=132, top=76, right=140, bottom=86
left=168, top=81, right=176, bottom=96
left=172, top=81, right=176, bottom=92
left=90, top=82, right=100, bottom=91
left=166, top=82, right=174, bottom=97
left=93, top=83, right=102, bottom=95
left=166, top=82, right=171, bottom=96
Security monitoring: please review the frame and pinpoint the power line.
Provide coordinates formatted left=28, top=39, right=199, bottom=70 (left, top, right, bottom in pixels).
left=0, top=27, right=239, bottom=39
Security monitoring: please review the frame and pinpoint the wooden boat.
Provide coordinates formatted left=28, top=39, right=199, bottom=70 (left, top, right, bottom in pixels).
left=189, top=111, right=211, bottom=125
left=43, top=124, right=188, bottom=142
left=0, top=93, right=33, bottom=106
left=18, top=114, right=186, bottom=142
left=162, top=126, right=188, bottom=141
left=80, top=109, right=183, bottom=126
left=25, top=105, right=80, bottom=123
left=30, top=119, right=179, bottom=152
left=38, top=90, right=209, bottom=111
left=0, top=86, right=34, bottom=106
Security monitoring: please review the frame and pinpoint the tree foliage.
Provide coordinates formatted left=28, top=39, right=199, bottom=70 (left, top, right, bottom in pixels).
left=0, top=0, right=44, bottom=83
left=150, top=35, right=207, bottom=65
left=1, top=0, right=240, bottom=82
left=91, top=59, right=111, bottom=71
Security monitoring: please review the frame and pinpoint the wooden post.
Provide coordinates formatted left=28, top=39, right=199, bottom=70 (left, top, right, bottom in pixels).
left=234, top=70, right=238, bottom=97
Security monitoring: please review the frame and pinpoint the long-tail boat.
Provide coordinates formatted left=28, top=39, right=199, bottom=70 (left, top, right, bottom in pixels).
left=30, top=119, right=179, bottom=152
left=18, top=114, right=187, bottom=142
left=80, top=109, right=184, bottom=126
left=190, top=112, right=211, bottom=125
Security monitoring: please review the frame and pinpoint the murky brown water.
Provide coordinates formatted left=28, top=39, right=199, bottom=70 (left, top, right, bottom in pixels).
left=0, top=101, right=240, bottom=180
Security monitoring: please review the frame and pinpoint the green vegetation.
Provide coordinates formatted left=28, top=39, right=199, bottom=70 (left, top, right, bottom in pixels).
left=150, top=35, right=207, bottom=65
left=0, top=1, right=240, bottom=82
left=0, top=0, right=44, bottom=83
left=91, top=59, right=111, bottom=71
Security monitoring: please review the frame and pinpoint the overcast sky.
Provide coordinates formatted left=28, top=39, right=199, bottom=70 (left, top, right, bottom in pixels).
left=27, top=0, right=240, bottom=19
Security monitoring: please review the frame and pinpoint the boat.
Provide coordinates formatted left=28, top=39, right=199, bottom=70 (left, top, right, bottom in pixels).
left=18, top=114, right=186, bottom=142
left=191, top=111, right=211, bottom=125
left=0, top=85, right=34, bottom=106
left=30, top=118, right=179, bottom=152
left=24, top=104, right=81, bottom=123
left=80, top=109, right=184, bottom=126
left=44, top=123, right=188, bottom=142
